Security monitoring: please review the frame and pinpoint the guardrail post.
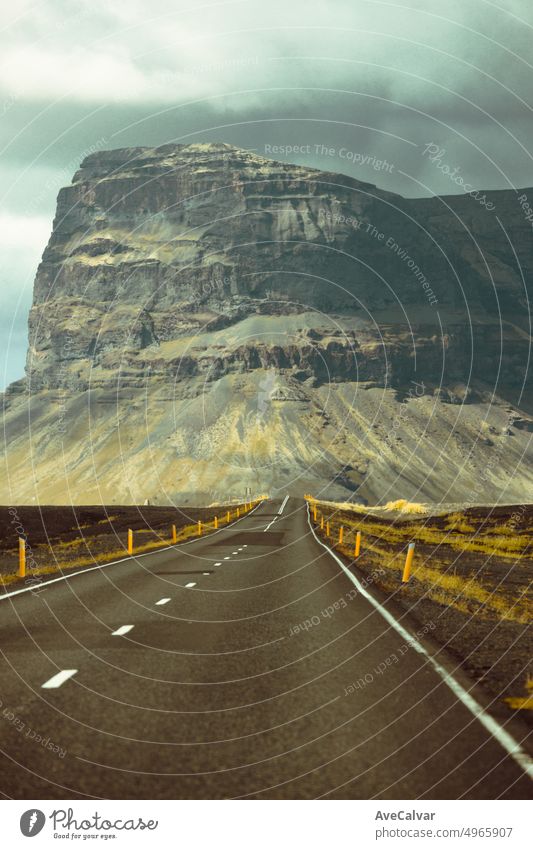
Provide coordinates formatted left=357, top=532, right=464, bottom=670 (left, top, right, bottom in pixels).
left=320, top=516, right=324, bottom=530
left=227, top=510, right=230, bottom=523
left=326, top=521, right=330, bottom=537
left=313, top=506, right=317, bottom=522
left=18, top=538, right=26, bottom=578
left=198, top=521, right=202, bottom=536
left=172, top=524, right=177, bottom=543
left=402, top=542, right=415, bottom=583
left=338, top=526, right=344, bottom=544
left=354, top=530, right=361, bottom=557
left=127, top=529, right=133, bottom=555
left=214, top=516, right=218, bottom=529
left=237, top=507, right=240, bottom=518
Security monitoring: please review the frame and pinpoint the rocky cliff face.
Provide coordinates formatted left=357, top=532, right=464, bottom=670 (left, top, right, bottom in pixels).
left=2, top=143, right=532, bottom=504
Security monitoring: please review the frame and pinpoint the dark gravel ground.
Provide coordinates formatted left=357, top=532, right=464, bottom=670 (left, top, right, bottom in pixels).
left=0, top=503, right=246, bottom=582
left=313, top=502, right=533, bottom=719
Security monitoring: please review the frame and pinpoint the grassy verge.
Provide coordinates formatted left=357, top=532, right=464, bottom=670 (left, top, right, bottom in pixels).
left=1, top=501, right=261, bottom=587
left=307, top=496, right=533, bottom=714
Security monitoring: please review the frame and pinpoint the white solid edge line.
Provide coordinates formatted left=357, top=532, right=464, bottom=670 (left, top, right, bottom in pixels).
left=41, top=669, right=78, bottom=689
left=111, top=625, right=134, bottom=636
left=306, top=504, right=533, bottom=780
left=185, top=582, right=196, bottom=588
left=0, top=500, right=266, bottom=602
left=155, top=598, right=171, bottom=605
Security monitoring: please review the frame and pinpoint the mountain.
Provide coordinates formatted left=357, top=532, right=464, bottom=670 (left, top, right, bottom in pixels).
left=2, top=142, right=532, bottom=505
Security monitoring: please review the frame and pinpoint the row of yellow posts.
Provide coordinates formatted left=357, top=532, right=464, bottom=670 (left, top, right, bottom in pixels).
left=305, top=495, right=414, bottom=583
left=195, top=498, right=264, bottom=537
left=127, top=498, right=264, bottom=553
left=16, top=498, right=267, bottom=578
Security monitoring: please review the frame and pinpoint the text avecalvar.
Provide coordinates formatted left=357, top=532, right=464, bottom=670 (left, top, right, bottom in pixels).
left=375, top=811, right=436, bottom=821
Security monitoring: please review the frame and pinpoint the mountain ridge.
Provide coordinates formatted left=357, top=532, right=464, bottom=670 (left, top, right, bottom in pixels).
left=2, top=142, right=532, bottom=504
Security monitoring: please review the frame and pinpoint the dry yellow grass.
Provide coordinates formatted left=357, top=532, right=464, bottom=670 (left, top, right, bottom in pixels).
left=331, top=513, right=531, bottom=560
left=504, top=676, right=533, bottom=711
left=309, top=497, right=429, bottom=517
left=445, top=512, right=477, bottom=533
left=312, top=497, right=532, bottom=625
left=337, top=535, right=525, bottom=618
left=383, top=499, right=428, bottom=514
left=0, top=512, right=234, bottom=587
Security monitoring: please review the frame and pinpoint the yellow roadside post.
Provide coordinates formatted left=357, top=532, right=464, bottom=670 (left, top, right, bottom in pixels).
left=338, top=526, right=344, bottom=544
left=320, top=516, right=324, bottom=530
left=402, top=543, right=415, bottom=583
left=18, top=538, right=26, bottom=578
left=214, top=516, right=218, bottom=529
left=313, top=505, right=317, bottom=522
left=172, top=524, right=177, bottom=543
left=354, top=531, right=361, bottom=557
left=127, top=529, right=133, bottom=555
left=226, top=510, right=230, bottom=523
left=237, top=507, right=240, bottom=518
left=198, top=521, right=202, bottom=536
left=326, top=521, right=330, bottom=537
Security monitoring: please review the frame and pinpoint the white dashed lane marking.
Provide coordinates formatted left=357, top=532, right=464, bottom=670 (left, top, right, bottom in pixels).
left=224, top=556, right=231, bottom=560
left=111, top=625, right=134, bottom=636
left=41, top=670, right=78, bottom=689
left=155, top=598, right=171, bottom=606
left=214, top=562, right=222, bottom=566
left=185, top=582, right=197, bottom=589
left=278, top=495, right=289, bottom=515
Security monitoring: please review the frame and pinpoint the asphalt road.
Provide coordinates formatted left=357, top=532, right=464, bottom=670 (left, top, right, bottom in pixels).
left=0, top=497, right=531, bottom=799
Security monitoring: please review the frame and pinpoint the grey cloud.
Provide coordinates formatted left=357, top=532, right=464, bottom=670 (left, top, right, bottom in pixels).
left=1, top=0, right=533, bottom=388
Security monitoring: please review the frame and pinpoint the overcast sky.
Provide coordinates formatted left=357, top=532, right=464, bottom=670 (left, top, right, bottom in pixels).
left=1, top=0, right=533, bottom=389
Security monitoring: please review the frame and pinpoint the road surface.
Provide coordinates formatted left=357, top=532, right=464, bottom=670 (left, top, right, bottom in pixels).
left=0, top=497, right=531, bottom=799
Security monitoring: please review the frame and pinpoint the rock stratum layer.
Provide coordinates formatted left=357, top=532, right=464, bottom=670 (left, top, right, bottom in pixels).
left=2, top=142, right=532, bottom=504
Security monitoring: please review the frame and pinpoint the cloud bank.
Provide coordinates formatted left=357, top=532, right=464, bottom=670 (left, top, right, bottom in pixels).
left=1, top=0, right=532, bottom=387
